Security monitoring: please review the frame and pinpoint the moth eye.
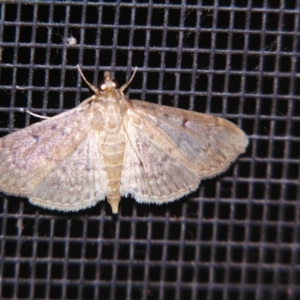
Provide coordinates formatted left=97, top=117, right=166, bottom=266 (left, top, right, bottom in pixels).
left=99, top=80, right=118, bottom=91
left=112, top=80, right=118, bottom=88
left=100, top=83, right=106, bottom=91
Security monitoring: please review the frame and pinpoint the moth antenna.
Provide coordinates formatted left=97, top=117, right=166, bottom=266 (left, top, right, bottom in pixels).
left=76, top=65, right=99, bottom=95
left=119, top=67, right=137, bottom=92
left=22, top=108, right=50, bottom=119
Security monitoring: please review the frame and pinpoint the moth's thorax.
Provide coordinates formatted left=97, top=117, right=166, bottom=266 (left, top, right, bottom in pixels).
left=100, top=85, right=119, bottom=100
left=99, top=92, right=122, bottom=130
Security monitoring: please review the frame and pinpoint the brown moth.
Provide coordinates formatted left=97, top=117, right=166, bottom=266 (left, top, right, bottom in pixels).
left=0, top=66, right=248, bottom=213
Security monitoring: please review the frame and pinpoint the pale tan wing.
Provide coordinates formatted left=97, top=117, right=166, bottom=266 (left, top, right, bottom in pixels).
left=0, top=102, right=110, bottom=211
left=120, top=100, right=248, bottom=204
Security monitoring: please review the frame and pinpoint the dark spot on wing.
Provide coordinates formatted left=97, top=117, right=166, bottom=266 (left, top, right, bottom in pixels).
left=182, top=118, right=188, bottom=128
left=50, top=125, right=57, bottom=131
left=32, top=135, right=40, bottom=142
left=161, top=155, right=169, bottom=163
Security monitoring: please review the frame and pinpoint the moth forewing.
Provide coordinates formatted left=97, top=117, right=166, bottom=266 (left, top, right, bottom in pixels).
left=0, top=66, right=248, bottom=214
left=119, top=99, right=248, bottom=205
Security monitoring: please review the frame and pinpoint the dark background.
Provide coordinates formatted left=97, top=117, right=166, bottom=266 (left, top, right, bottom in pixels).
left=0, top=1, right=299, bottom=300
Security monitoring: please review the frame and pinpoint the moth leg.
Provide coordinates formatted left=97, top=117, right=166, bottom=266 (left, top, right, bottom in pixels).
left=22, top=108, right=50, bottom=119
left=78, top=95, right=97, bottom=107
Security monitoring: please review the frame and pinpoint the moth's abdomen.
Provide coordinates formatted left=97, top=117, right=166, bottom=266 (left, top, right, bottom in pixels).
left=100, top=130, right=125, bottom=213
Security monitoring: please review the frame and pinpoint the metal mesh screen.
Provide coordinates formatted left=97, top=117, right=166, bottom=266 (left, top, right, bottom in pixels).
left=0, top=1, right=299, bottom=299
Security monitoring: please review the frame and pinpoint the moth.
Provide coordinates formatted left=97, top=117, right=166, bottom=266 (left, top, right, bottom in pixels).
left=0, top=66, right=248, bottom=213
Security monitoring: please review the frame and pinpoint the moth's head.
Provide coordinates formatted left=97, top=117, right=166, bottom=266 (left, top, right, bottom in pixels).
left=99, top=71, right=119, bottom=92
left=76, top=65, right=136, bottom=98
